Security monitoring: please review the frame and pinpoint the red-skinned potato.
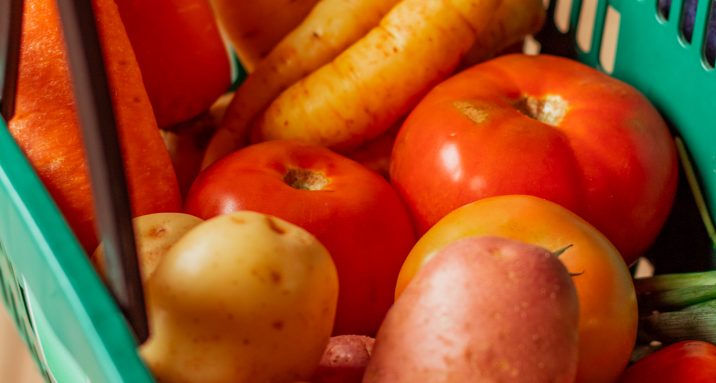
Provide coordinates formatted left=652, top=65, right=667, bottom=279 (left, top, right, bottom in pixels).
left=185, top=140, right=416, bottom=336
left=363, top=236, right=580, bottom=383
left=397, top=195, right=637, bottom=383
left=311, top=335, right=375, bottom=383
left=140, top=211, right=338, bottom=383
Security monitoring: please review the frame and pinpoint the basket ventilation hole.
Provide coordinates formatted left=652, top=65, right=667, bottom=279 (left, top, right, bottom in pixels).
left=523, top=35, right=542, bottom=55
left=577, top=0, right=598, bottom=52
left=600, top=6, right=620, bottom=74
left=704, top=1, right=716, bottom=67
left=554, top=0, right=572, bottom=33
left=679, top=0, right=698, bottom=43
left=657, top=0, right=671, bottom=21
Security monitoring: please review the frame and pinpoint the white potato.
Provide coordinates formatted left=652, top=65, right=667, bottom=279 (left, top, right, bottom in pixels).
left=140, top=211, right=339, bottom=383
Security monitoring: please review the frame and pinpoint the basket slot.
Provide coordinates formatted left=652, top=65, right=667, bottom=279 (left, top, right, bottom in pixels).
left=706, top=4, right=716, bottom=66
left=577, top=0, right=596, bottom=51
left=599, top=5, right=620, bottom=73
left=576, top=0, right=611, bottom=67
left=678, top=0, right=698, bottom=43
left=658, top=0, right=673, bottom=20
left=537, top=0, right=583, bottom=57
left=555, top=0, right=574, bottom=33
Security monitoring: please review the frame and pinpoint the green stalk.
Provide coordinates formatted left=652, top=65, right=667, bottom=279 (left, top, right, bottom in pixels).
left=635, top=270, right=716, bottom=293
left=640, top=307, right=716, bottom=345
left=638, top=284, right=716, bottom=313
left=682, top=298, right=716, bottom=312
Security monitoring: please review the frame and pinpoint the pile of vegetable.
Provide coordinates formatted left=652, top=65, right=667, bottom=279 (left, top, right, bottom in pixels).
left=6, top=0, right=716, bottom=382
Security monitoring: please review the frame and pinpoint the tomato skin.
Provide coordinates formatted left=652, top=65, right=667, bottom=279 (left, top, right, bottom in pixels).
left=620, top=341, right=716, bottom=383
left=114, top=0, right=231, bottom=128
left=396, top=195, right=637, bottom=383
left=185, top=140, right=416, bottom=336
left=390, top=53, right=678, bottom=265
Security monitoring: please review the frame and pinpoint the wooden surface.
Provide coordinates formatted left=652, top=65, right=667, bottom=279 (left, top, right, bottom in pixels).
left=0, top=306, right=44, bottom=383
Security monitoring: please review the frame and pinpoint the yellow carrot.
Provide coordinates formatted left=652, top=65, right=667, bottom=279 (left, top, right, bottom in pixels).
left=203, top=0, right=401, bottom=168
left=254, top=0, right=545, bottom=152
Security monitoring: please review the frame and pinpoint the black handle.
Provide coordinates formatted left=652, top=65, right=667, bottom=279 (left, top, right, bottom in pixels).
left=55, top=0, right=148, bottom=343
left=0, top=0, right=23, bottom=120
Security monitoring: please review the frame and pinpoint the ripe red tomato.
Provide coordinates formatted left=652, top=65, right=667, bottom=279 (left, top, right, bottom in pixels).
left=390, top=54, right=678, bottom=265
left=114, top=0, right=231, bottom=128
left=620, top=341, right=716, bottom=383
left=396, top=194, right=637, bottom=383
left=185, top=140, right=416, bottom=336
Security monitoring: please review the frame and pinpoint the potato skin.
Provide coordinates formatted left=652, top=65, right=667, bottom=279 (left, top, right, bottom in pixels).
left=140, top=211, right=339, bottom=383
left=93, top=212, right=202, bottom=281
left=363, top=236, right=579, bottom=383
left=312, top=335, right=375, bottom=383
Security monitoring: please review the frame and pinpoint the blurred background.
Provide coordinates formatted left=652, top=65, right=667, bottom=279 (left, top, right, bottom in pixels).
left=0, top=306, right=44, bottom=383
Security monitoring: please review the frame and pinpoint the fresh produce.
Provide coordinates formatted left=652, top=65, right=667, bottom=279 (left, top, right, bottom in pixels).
left=254, top=0, right=544, bottom=152
left=364, top=236, right=580, bottom=383
left=635, top=270, right=716, bottom=345
left=202, top=0, right=400, bottom=167
left=460, top=0, right=546, bottom=66
left=311, top=335, right=375, bottom=383
left=161, top=92, right=234, bottom=196
left=619, top=341, right=716, bottom=383
left=185, top=140, right=416, bottom=336
left=202, top=0, right=545, bottom=166
left=140, top=211, right=338, bottom=383
left=344, top=123, right=400, bottom=179
left=113, top=0, right=231, bottom=128
left=92, top=212, right=202, bottom=281
left=390, top=53, right=678, bottom=265
left=11, top=0, right=712, bottom=381
left=9, top=0, right=182, bottom=252
left=396, top=195, right=637, bottom=383
left=209, top=0, right=319, bottom=72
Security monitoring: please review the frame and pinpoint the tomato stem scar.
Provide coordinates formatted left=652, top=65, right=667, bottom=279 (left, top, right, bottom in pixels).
left=283, top=168, right=329, bottom=190
left=514, top=94, right=568, bottom=126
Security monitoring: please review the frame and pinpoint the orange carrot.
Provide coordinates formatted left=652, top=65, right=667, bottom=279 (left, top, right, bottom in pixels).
left=9, top=0, right=182, bottom=252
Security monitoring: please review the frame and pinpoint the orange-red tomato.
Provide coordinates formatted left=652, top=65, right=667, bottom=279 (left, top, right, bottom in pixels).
left=396, top=195, right=637, bottom=383
left=185, top=140, right=416, bottom=336
left=390, top=54, right=678, bottom=265
left=114, top=0, right=231, bottom=128
left=620, top=341, right=716, bottom=383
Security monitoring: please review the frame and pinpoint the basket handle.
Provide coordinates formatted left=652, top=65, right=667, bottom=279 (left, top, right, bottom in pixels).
left=0, top=0, right=23, bottom=121
left=53, top=0, right=149, bottom=344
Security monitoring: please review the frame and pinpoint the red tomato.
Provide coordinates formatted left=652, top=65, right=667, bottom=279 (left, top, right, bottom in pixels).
left=114, top=0, right=231, bottom=128
left=390, top=54, right=678, bottom=265
left=620, top=341, right=716, bottom=383
left=396, top=194, right=637, bottom=383
left=185, top=140, right=416, bottom=336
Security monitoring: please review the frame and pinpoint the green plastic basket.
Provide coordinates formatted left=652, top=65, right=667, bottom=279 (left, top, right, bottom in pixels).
left=0, top=0, right=715, bottom=381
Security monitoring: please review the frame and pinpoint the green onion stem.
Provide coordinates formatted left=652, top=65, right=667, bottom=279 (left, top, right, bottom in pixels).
left=635, top=270, right=716, bottom=293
